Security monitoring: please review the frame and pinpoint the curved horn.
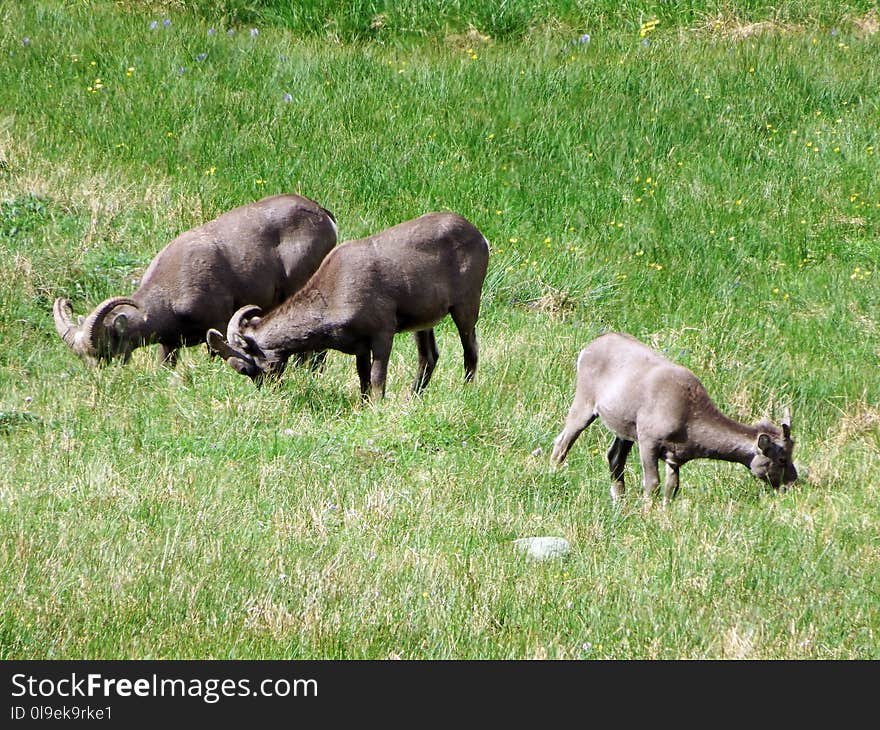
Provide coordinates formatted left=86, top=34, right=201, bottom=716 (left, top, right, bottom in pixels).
left=226, top=305, right=262, bottom=346
left=79, top=296, right=140, bottom=354
left=53, top=298, right=80, bottom=348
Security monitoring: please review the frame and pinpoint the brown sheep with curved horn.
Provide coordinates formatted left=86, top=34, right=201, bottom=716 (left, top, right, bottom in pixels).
left=53, top=194, right=337, bottom=368
left=207, top=211, right=490, bottom=400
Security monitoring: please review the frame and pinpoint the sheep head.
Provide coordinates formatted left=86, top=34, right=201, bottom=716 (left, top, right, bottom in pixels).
left=207, top=305, right=271, bottom=385
left=750, top=407, right=798, bottom=488
left=53, top=296, right=141, bottom=366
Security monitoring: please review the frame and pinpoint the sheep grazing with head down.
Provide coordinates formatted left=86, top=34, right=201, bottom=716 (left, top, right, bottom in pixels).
left=207, top=211, right=490, bottom=400
left=551, top=332, right=798, bottom=506
left=53, top=194, right=337, bottom=368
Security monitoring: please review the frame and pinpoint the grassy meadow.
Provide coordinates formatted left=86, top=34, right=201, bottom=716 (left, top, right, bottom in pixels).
left=0, top=1, right=879, bottom=659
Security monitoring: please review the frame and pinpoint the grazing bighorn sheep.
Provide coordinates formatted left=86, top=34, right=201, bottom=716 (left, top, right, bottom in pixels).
left=551, top=332, right=797, bottom=505
left=53, top=194, right=337, bottom=367
left=206, top=212, right=490, bottom=400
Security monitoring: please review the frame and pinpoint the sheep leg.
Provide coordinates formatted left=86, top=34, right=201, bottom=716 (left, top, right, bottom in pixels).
left=307, top=350, right=327, bottom=372
left=412, top=329, right=439, bottom=394
left=356, top=350, right=371, bottom=401
left=158, top=343, right=178, bottom=367
left=551, top=400, right=597, bottom=465
left=264, top=359, right=288, bottom=385
left=639, top=442, right=661, bottom=508
left=369, top=333, right=394, bottom=401
left=450, top=305, right=479, bottom=382
left=607, top=437, right=634, bottom=502
left=290, top=350, right=326, bottom=371
left=663, top=462, right=680, bottom=505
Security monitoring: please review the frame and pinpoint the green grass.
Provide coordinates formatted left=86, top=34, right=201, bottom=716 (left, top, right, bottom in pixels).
left=0, top=1, right=878, bottom=658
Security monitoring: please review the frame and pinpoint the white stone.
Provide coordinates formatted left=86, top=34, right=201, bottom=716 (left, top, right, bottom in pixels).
left=513, top=536, right=571, bottom=561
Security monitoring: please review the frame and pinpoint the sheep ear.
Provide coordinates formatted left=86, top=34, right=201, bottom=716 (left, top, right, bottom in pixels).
left=757, top=433, right=772, bottom=454
left=207, top=329, right=245, bottom=362
left=112, top=313, right=128, bottom=335
left=781, top=407, right=792, bottom=440
left=206, top=329, right=224, bottom=354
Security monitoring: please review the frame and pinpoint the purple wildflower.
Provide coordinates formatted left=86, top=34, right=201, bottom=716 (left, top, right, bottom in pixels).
left=207, top=28, right=216, bottom=36
left=282, top=92, right=293, bottom=103
left=22, top=37, right=31, bottom=46
left=579, top=33, right=590, bottom=44
left=196, top=53, right=207, bottom=62
left=149, top=20, right=158, bottom=30
left=163, top=19, right=171, bottom=28
left=250, top=28, right=259, bottom=37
